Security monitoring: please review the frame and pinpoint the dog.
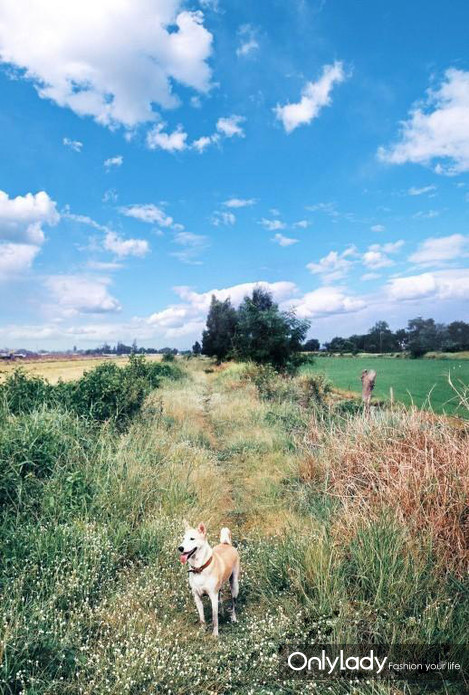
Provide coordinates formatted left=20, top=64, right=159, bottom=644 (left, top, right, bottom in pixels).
left=178, top=521, right=240, bottom=637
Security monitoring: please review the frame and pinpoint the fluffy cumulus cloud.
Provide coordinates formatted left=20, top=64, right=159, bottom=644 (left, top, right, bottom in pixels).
left=271, top=233, right=298, bottom=247
left=0, top=190, right=59, bottom=280
left=291, top=287, right=366, bottom=319
left=0, top=0, right=213, bottom=128
left=409, top=234, right=468, bottom=266
left=362, top=241, right=404, bottom=269
left=306, top=246, right=356, bottom=282
left=0, top=243, right=40, bottom=282
left=103, top=231, right=149, bottom=258
left=0, top=190, right=59, bottom=244
left=378, top=68, right=469, bottom=174
left=387, top=269, right=469, bottom=301
left=146, top=124, right=188, bottom=152
left=216, top=115, right=245, bottom=138
left=275, top=61, right=346, bottom=133
left=44, top=275, right=122, bottom=314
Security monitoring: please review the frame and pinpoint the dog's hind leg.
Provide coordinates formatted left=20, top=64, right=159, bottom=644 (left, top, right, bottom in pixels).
left=229, top=567, right=239, bottom=623
left=192, top=590, right=205, bottom=626
left=209, top=591, right=219, bottom=637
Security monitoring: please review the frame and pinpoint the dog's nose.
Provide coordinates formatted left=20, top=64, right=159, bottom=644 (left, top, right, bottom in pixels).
left=178, top=545, right=184, bottom=552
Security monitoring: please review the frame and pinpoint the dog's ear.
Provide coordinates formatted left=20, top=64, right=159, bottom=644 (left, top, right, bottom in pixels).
left=197, top=522, right=207, bottom=537
left=183, top=518, right=191, bottom=530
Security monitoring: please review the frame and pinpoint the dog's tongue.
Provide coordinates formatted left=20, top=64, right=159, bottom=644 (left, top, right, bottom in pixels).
left=180, top=553, right=188, bottom=564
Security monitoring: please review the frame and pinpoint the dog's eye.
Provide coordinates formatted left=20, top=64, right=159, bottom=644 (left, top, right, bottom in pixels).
left=190, top=537, right=194, bottom=541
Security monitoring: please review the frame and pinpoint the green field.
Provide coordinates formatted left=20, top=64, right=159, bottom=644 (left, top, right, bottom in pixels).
left=303, top=356, right=469, bottom=416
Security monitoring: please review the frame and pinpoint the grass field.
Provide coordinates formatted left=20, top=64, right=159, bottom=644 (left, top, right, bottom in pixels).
left=1, top=358, right=467, bottom=694
left=0, top=354, right=163, bottom=384
left=303, top=356, right=469, bottom=417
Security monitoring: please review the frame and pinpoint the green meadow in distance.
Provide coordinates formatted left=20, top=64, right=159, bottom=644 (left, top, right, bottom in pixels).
left=303, top=356, right=469, bottom=417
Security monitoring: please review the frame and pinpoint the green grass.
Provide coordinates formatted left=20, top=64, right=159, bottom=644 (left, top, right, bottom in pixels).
left=302, top=356, right=469, bottom=416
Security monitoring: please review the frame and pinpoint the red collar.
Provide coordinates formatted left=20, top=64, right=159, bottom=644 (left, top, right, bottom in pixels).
left=188, top=555, right=213, bottom=574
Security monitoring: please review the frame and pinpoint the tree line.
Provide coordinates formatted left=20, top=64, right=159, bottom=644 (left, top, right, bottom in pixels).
left=195, top=289, right=469, bottom=365
left=320, top=318, right=469, bottom=357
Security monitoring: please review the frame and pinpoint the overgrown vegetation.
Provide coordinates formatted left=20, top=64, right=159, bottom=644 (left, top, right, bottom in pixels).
left=0, top=358, right=467, bottom=694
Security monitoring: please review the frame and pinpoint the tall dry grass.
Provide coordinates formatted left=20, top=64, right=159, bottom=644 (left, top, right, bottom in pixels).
left=305, top=407, right=468, bottom=575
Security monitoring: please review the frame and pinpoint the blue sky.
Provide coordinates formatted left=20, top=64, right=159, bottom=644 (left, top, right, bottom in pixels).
left=0, top=0, right=468, bottom=349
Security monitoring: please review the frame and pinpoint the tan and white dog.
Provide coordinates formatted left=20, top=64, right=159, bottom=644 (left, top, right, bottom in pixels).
left=178, top=521, right=240, bottom=637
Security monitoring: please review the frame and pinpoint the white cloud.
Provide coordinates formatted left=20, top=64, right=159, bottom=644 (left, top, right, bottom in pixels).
left=103, top=231, right=149, bottom=258
left=260, top=218, right=286, bottom=231
left=408, top=184, right=437, bottom=196
left=223, top=197, right=257, bottom=208
left=104, top=155, right=123, bottom=169
left=293, top=219, right=309, bottom=228
left=362, top=240, right=404, bottom=269
left=306, top=246, right=356, bottom=282
left=146, top=123, right=188, bottom=152
left=0, top=1, right=213, bottom=128
left=378, top=68, right=469, bottom=174
left=271, top=233, right=298, bottom=247
left=0, top=243, right=40, bottom=281
left=371, top=224, right=385, bottom=233
left=0, top=190, right=59, bottom=244
left=45, top=275, right=121, bottom=314
left=409, top=234, right=468, bottom=265
left=387, top=269, right=469, bottom=301
left=211, top=211, right=236, bottom=226
left=86, top=260, right=123, bottom=271
left=216, top=115, right=245, bottom=138
left=274, top=61, right=346, bottom=133
left=63, top=137, right=83, bottom=152
left=119, top=204, right=174, bottom=228
left=290, top=286, right=366, bottom=319
left=236, top=25, right=259, bottom=57
left=192, top=134, right=218, bottom=153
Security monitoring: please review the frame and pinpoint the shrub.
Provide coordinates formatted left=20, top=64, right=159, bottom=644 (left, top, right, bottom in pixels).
left=0, top=369, right=54, bottom=414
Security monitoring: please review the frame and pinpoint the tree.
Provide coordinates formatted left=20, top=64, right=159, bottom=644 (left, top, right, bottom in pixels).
left=232, top=288, right=310, bottom=370
left=192, top=340, right=202, bottom=356
left=446, top=321, right=469, bottom=351
left=303, top=338, right=320, bottom=352
left=406, top=317, right=440, bottom=357
left=201, top=296, right=238, bottom=362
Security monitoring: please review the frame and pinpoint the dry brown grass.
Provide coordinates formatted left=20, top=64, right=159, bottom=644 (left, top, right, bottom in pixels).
left=305, top=408, right=469, bottom=575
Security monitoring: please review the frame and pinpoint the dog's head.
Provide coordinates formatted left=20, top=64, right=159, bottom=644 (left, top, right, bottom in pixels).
left=178, top=520, right=207, bottom=564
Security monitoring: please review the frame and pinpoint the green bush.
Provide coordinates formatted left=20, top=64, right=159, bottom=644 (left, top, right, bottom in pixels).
left=0, top=369, right=55, bottom=414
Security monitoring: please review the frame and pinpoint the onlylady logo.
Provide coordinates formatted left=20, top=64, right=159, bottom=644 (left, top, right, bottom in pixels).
left=287, top=649, right=387, bottom=676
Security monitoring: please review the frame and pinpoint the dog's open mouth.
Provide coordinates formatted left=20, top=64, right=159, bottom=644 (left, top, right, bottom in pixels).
left=179, top=547, right=196, bottom=564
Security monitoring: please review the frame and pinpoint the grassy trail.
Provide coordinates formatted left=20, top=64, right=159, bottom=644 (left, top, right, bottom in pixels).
left=3, top=360, right=465, bottom=694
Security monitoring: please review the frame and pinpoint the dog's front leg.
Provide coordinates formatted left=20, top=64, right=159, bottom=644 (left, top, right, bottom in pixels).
left=192, top=591, right=205, bottom=626
left=209, top=591, right=219, bottom=637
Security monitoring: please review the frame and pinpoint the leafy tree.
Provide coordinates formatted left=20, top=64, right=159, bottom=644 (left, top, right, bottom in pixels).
left=303, top=338, right=320, bottom=352
left=446, top=321, right=469, bottom=351
left=232, top=288, right=310, bottom=370
left=192, top=340, right=202, bottom=356
left=202, top=296, right=238, bottom=362
left=407, top=317, right=440, bottom=357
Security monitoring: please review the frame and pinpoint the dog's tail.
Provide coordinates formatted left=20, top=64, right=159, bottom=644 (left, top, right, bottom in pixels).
left=220, top=527, right=232, bottom=545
